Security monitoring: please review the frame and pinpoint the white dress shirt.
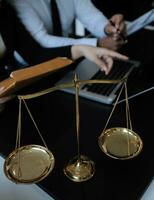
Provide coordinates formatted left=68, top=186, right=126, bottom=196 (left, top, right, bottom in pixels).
left=9, top=0, right=108, bottom=48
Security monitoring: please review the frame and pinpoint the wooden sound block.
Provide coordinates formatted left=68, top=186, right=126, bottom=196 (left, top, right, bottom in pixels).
left=0, top=57, right=73, bottom=97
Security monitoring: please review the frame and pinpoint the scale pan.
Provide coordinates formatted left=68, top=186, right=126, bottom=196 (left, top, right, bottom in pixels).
left=98, top=127, right=143, bottom=160
left=4, top=145, right=55, bottom=184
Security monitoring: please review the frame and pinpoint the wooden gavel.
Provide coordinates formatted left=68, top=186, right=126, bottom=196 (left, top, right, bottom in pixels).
left=0, top=57, right=73, bottom=97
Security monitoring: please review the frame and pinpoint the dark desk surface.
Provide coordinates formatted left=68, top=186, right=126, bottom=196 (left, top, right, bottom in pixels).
left=0, top=87, right=154, bottom=200
left=1, top=28, right=154, bottom=200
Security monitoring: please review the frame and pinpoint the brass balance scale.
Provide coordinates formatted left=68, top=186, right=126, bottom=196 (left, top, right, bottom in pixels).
left=3, top=75, right=143, bottom=183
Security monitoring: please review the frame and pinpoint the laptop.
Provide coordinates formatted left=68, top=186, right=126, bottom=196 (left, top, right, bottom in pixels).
left=56, top=58, right=140, bottom=104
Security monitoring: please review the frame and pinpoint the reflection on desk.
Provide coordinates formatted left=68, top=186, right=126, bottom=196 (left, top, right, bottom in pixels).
left=141, top=178, right=154, bottom=200
left=0, top=155, right=55, bottom=200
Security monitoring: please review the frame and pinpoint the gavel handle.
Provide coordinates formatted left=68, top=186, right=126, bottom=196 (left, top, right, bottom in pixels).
left=0, top=57, right=73, bottom=97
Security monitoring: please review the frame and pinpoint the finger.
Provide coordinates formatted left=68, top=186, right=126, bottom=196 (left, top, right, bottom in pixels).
left=109, top=21, right=127, bottom=42
left=107, top=19, right=125, bottom=37
left=112, top=33, right=121, bottom=41
left=105, top=23, right=117, bottom=35
left=102, top=49, right=129, bottom=60
left=102, top=56, right=113, bottom=74
left=110, top=15, right=124, bottom=37
left=118, top=21, right=127, bottom=35
left=119, top=21, right=125, bottom=31
left=112, top=36, right=127, bottom=45
left=118, top=39, right=128, bottom=45
left=111, top=14, right=124, bottom=29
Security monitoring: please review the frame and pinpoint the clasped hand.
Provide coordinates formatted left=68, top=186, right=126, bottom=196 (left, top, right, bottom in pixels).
left=98, top=14, right=127, bottom=51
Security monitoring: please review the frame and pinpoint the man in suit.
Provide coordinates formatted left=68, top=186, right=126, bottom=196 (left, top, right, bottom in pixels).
left=8, top=0, right=127, bottom=51
left=0, top=0, right=128, bottom=105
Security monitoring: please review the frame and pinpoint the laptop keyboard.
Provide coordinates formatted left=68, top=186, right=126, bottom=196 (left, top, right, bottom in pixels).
left=82, top=60, right=137, bottom=96
left=57, top=58, right=140, bottom=104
